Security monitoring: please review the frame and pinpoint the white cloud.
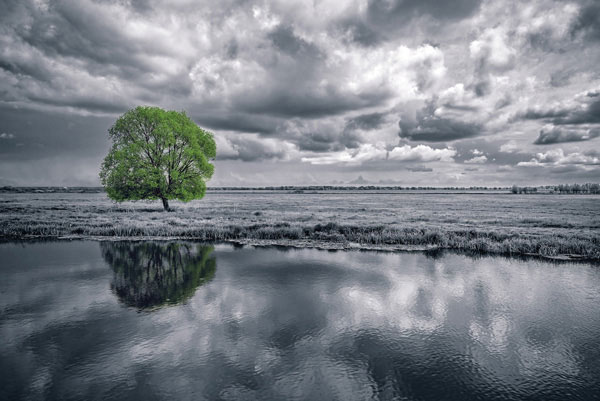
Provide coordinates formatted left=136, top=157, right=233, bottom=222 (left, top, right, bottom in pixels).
left=388, top=145, right=456, bottom=162
left=339, top=44, right=447, bottom=101
left=216, top=133, right=298, bottom=162
left=301, top=143, right=387, bottom=165
left=301, top=143, right=455, bottom=165
left=0, top=133, right=15, bottom=139
left=518, top=149, right=600, bottom=167
left=499, top=140, right=518, bottom=153
left=515, top=3, right=579, bottom=44
left=470, top=27, right=516, bottom=71
left=464, top=155, right=488, bottom=164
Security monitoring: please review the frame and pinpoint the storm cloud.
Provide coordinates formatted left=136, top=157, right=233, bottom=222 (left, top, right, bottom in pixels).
left=571, top=1, right=600, bottom=42
left=522, top=88, right=600, bottom=126
left=398, top=102, right=482, bottom=142
left=399, top=115, right=481, bottom=142
left=0, top=0, right=599, bottom=185
left=534, top=126, right=600, bottom=145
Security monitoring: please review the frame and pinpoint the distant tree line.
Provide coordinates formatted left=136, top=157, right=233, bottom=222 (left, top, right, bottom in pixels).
left=210, top=185, right=509, bottom=191
left=510, top=185, right=538, bottom=194
left=0, top=185, right=512, bottom=193
left=553, top=183, right=600, bottom=194
left=3, top=184, right=598, bottom=194
left=511, top=183, right=600, bottom=194
left=0, top=186, right=104, bottom=194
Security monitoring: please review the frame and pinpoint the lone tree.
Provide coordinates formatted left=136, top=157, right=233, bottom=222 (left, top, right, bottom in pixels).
left=100, top=106, right=216, bottom=211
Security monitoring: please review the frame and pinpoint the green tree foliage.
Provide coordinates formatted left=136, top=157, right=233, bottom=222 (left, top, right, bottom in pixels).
left=101, top=241, right=216, bottom=309
left=100, top=106, right=216, bottom=210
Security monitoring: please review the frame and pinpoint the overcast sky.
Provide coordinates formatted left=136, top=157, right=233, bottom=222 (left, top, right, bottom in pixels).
left=0, top=0, right=599, bottom=186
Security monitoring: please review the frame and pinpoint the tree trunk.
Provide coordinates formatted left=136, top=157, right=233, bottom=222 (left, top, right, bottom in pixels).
left=161, top=198, right=170, bottom=211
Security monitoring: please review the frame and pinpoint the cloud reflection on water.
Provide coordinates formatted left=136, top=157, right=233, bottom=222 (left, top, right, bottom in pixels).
left=1, top=242, right=599, bottom=400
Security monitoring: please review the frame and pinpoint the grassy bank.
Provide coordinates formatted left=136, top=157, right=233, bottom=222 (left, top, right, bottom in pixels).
left=2, top=217, right=598, bottom=260
left=1, top=192, right=599, bottom=260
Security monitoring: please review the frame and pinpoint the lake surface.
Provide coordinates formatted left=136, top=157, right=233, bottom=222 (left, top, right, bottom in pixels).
left=1, top=241, right=599, bottom=400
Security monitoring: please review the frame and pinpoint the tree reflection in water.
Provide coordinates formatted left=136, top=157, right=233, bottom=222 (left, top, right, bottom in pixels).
left=101, top=241, right=216, bottom=309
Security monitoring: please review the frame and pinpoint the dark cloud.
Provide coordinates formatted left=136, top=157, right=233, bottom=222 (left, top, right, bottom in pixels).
left=217, top=136, right=291, bottom=162
left=230, top=22, right=393, bottom=119
left=234, top=87, right=385, bottom=118
left=0, top=55, right=55, bottom=83
left=273, top=112, right=390, bottom=153
left=296, top=130, right=345, bottom=152
left=338, top=130, right=362, bottom=149
left=294, top=127, right=360, bottom=152
left=268, top=25, right=321, bottom=57
left=521, top=108, right=571, bottom=121
left=0, top=0, right=599, bottom=186
left=406, top=165, right=433, bottom=172
left=0, top=106, right=111, bottom=186
left=557, top=98, right=600, bottom=125
left=233, top=145, right=286, bottom=162
left=523, top=99, right=600, bottom=126
left=534, top=126, right=600, bottom=145
left=366, top=0, right=482, bottom=25
left=225, top=39, right=239, bottom=59
left=471, top=80, right=490, bottom=97
left=332, top=0, right=482, bottom=49
left=127, top=0, right=156, bottom=15
left=0, top=106, right=111, bottom=161
left=345, top=112, right=387, bottom=131
left=494, top=95, right=512, bottom=110
left=28, top=95, right=129, bottom=114
left=0, top=0, right=198, bottom=124
left=194, top=112, right=280, bottom=135
left=336, top=17, right=385, bottom=47
left=521, top=89, right=600, bottom=133
left=549, top=69, right=574, bottom=88
left=399, top=104, right=481, bottom=142
left=571, top=2, right=600, bottom=42
left=15, top=2, right=153, bottom=74
left=584, top=149, right=600, bottom=159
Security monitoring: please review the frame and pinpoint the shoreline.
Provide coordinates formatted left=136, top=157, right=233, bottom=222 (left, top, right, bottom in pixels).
left=2, top=192, right=598, bottom=262
left=3, top=232, right=597, bottom=263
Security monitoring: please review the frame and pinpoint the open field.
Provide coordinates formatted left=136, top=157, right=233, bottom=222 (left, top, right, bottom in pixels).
left=1, top=191, right=599, bottom=260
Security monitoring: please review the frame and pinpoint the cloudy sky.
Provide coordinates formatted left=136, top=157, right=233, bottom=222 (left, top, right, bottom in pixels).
left=0, top=0, right=599, bottom=186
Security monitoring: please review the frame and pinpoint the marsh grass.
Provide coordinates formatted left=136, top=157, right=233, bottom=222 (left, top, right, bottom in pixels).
left=2, top=217, right=598, bottom=260
left=1, top=191, right=599, bottom=260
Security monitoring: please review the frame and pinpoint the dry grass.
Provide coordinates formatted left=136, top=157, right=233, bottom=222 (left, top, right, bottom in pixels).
left=1, top=191, right=599, bottom=260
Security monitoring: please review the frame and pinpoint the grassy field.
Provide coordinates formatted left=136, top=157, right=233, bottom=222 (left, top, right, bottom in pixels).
left=1, top=190, right=599, bottom=260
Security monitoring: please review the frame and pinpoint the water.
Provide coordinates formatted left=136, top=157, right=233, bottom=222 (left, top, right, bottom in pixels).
left=1, top=241, right=599, bottom=400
